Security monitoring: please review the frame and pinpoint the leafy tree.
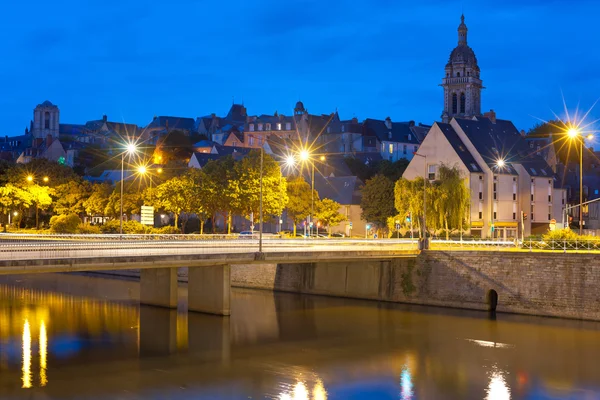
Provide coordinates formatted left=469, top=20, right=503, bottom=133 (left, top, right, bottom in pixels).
left=202, top=156, right=237, bottom=233
left=395, top=177, right=431, bottom=238
left=0, top=184, right=32, bottom=230
left=360, top=174, right=396, bottom=232
left=104, top=184, right=143, bottom=219
left=27, top=184, right=54, bottom=229
left=285, top=176, right=317, bottom=236
left=154, top=174, right=198, bottom=233
left=231, top=150, right=288, bottom=229
left=3, top=159, right=79, bottom=186
left=84, top=183, right=113, bottom=217
left=377, top=159, right=409, bottom=181
left=53, top=180, right=91, bottom=217
left=315, top=198, right=346, bottom=236
left=49, top=214, right=81, bottom=233
left=430, top=164, right=470, bottom=239
left=344, top=157, right=378, bottom=182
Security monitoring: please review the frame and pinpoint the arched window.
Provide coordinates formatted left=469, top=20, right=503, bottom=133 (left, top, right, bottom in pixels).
left=452, top=93, right=458, bottom=114
left=44, top=112, right=50, bottom=129
left=457, top=72, right=461, bottom=77
left=460, top=93, right=466, bottom=114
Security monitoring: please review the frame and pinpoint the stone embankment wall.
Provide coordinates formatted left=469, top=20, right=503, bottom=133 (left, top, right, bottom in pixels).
left=231, top=252, right=600, bottom=321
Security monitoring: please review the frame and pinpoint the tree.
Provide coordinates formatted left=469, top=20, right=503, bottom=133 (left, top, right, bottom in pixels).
left=231, top=150, right=288, bottom=228
left=360, top=174, right=396, bottom=233
left=26, top=184, right=54, bottom=229
left=104, top=184, right=143, bottom=219
left=430, top=164, right=470, bottom=239
left=395, top=177, right=431, bottom=238
left=315, top=198, right=346, bottom=236
left=84, top=183, right=113, bottom=218
left=285, top=176, right=317, bottom=236
left=53, top=180, right=91, bottom=217
left=202, top=156, right=237, bottom=233
left=377, top=159, right=410, bottom=181
left=156, top=130, right=194, bottom=162
left=154, top=174, right=198, bottom=233
left=0, top=184, right=32, bottom=230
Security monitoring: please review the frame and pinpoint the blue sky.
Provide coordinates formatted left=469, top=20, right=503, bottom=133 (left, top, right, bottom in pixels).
left=1, top=0, right=599, bottom=136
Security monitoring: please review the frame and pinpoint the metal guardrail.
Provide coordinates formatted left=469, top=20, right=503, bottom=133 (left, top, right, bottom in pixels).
left=430, top=239, right=517, bottom=250
left=430, top=238, right=600, bottom=252
left=0, top=237, right=420, bottom=262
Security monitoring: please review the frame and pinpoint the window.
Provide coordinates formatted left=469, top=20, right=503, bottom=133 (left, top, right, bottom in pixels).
left=541, top=169, right=547, bottom=176
left=493, top=212, right=497, bottom=219
left=341, top=125, right=345, bottom=133
left=513, top=193, right=516, bottom=201
left=595, top=189, right=599, bottom=195
left=452, top=93, right=458, bottom=114
left=479, top=212, right=483, bottom=219
left=403, top=145, right=407, bottom=154
left=479, top=192, right=483, bottom=200
left=277, top=123, right=281, bottom=130
left=286, top=122, right=291, bottom=130
left=457, top=72, right=461, bottom=77
left=460, top=92, right=466, bottom=114
left=249, top=124, right=254, bottom=132
left=548, top=206, right=552, bottom=221
left=258, top=123, right=263, bottom=131
left=428, top=165, right=437, bottom=180
left=44, top=112, right=50, bottom=129
left=479, top=175, right=483, bottom=180
left=513, top=212, right=516, bottom=220
left=249, top=136, right=254, bottom=146
left=389, top=143, right=393, bottom=154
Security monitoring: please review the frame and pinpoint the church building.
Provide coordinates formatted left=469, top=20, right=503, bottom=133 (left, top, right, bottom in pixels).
left=403, top=16, right=566, bottom=239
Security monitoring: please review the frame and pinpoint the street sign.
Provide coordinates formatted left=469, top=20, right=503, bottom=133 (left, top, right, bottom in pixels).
left=140, top=205, right=154, bottom=226
left=395, top=224, right=400, bottom=230
left=349, top=222, right=353, bottom=228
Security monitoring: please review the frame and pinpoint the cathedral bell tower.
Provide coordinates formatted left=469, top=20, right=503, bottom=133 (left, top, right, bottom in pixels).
left=441, top=15, right=483, bottom=123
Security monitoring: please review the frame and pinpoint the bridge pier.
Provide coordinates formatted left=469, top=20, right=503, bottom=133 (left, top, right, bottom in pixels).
left=188, top=265, right=230, bottom=315
left=140, top=268, right=178, bottom=309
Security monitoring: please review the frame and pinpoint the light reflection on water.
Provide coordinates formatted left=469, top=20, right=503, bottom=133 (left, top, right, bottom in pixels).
left=0, top=273, right=599, bottom=399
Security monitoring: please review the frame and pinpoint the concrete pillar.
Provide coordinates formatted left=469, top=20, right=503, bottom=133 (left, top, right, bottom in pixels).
left=139, top=306, right=177, bottom=356
left=140, top=268, right=178, bottom=309
left=188, top=265, right=230, bottom=315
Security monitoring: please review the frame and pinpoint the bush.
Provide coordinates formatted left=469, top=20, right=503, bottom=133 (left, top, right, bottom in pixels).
left=100, top=219, right=120, bottom=234
left=49, top=214, right=81, bottom=233
left=150, top=225, right=180, bottom=234
left=77, top=223, right=101, bottom=234
left=122, top=220, right=147, bottom=234
left=542, top=229, right=600, bottom=242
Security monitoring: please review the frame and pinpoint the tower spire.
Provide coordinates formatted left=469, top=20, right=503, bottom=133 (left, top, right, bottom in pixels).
left=458, top=14, right=467, bottom=45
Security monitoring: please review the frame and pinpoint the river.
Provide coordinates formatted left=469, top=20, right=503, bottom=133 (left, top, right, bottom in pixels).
left=0, top=272, right=598, bottom=399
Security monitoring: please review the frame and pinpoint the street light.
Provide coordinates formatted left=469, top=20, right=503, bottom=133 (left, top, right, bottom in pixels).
left=120, top=142, right=138, bottom=236
left=297, top=149, right=325, bottom=238
left=26, top=175, right=33, bottom=183
left=25, top=175, right=49, bottom=229
left=566, top=127, right=594, bottom=235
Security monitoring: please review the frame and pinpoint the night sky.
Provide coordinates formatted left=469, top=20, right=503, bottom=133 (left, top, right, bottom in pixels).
left=1, top=0, right=599, bottom=137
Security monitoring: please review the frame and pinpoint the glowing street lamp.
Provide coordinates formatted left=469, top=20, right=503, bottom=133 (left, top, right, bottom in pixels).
left=565, top=127, right=593, bottom=235
left=285, top=155, right=296, bottom=168
left=120, top=142, right=138, bottom=236
left=297, top=148, right=325, bottom=237
left=137, top=165, right=147, bottom=175
left=496, top=159, right=505, bottom=168
left=26, top=175, right=33, bottom=183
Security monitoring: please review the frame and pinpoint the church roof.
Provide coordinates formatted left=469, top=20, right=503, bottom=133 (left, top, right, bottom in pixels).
left=36, top=100, right=58, bottom=109
left=363, top=119, right=420, bottom=144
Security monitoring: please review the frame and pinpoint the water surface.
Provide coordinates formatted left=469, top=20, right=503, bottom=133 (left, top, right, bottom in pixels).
left=0, top=273, right=598, bottom=399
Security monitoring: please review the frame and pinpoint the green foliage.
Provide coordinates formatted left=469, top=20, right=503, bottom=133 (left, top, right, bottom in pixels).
left=99, top=220, right=120, bottom=233
left=3, top=159, right=79, bottom=186
left=202, top=156, right=236, bottom=232
left=122, top=220, right=147, bottom=234
left=150, top=225, right=181, bottom=234
left=104, top=184, right=143, bottom=218
left=53, top=180, right=91, bottom=216
left=77, top=223, right=101, bottom=234
left=49, top=214, right=81, bottom=233
left=231, top=150, right=288, bottom=220
left=395, top=176, right=429, bottom=238
left=84, top=183, right=112, bottom=216
left=156, top=130, right=194, bottom=162
left=154, top=173, right=199, bottom=232
left=542, top=229, right=600, bottom=242
left=429, top=164, right=470, bottom=239
left=360, top=174, right=396, bottom=229
left=285, top=176, right=317, bottom=235
left=315, top=198, right=346, bottom=235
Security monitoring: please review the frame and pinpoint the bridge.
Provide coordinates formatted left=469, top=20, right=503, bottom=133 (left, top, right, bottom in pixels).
left=0, top=235, right=418, bottom=316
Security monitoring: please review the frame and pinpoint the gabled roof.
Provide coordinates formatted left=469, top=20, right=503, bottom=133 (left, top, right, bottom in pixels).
left=453, top=117, right=553, bottom=177
left=225, top=104, right=247, bottom=122
left=190, top=153, right=222, bottom=168
left=363, top=119, right=420, bottom=144
left=148, top=116, right=195, bottom=132
left=59, top=124, right=87, bottom=136
left=435, top=122, right=483, bottom=173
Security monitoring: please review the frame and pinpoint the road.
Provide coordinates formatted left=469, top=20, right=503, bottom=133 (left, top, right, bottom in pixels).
left=0, top=235, right=418, bottom=262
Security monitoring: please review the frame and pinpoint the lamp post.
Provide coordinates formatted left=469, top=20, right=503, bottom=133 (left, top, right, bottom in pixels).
left=299, top=150, right=325, bottom=237
left=25, top=174, right=49, bottom=230
left=413, top=153, right=427, bottom=244
left=567, top=128, right=593, bottom=235
left=120, top=143, right=137, bottom=236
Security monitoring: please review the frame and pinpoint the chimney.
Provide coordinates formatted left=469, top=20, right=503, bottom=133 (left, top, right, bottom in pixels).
left=483, top=109, right=496, bottom=123
left=352, top=117, right=358, bottom=124
left=385, top=117, right=392, bottom=129
left=520, top=129, right=526, bottom=137
left=102, top=115, right=108, bottom=122
left=46, top=134, right=53, bottom=148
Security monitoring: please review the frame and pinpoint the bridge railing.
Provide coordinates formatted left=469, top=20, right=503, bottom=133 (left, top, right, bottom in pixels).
left=430, top=238, right=517, bottom=250
left=0, top=237, right=420, bottom=261
left=430, top=238, right=600, bottom=252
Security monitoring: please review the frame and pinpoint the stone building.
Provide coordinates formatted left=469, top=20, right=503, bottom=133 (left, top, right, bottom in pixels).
left=441, top=15, right=483, bottom=123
